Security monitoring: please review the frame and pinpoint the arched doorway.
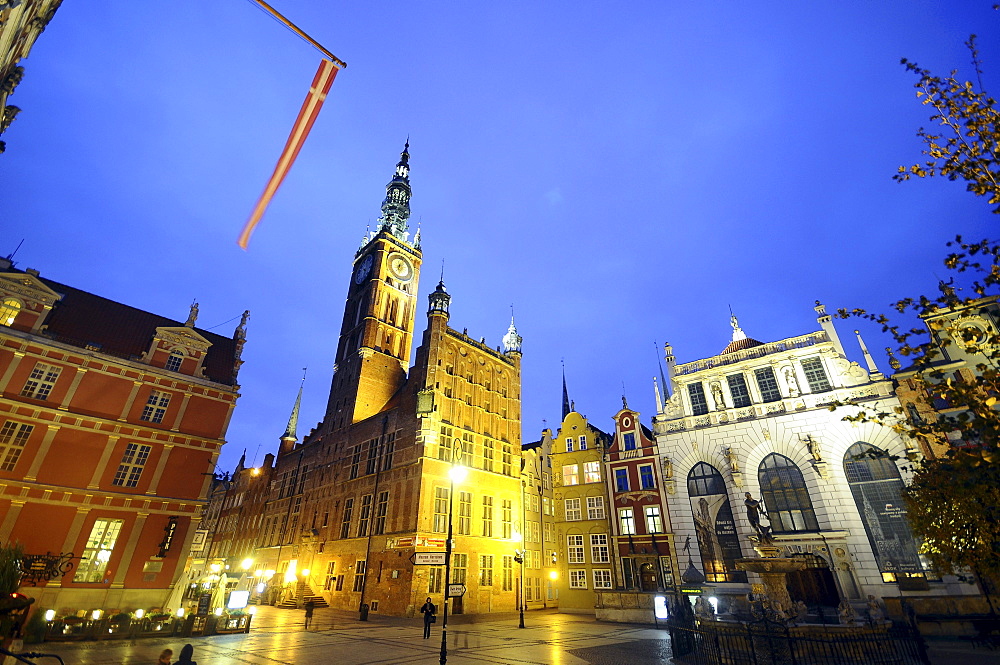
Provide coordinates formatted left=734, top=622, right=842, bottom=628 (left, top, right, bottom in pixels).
left=785, top=553, right=839, bottom=608
left=639, top=562, right=658, bottom=592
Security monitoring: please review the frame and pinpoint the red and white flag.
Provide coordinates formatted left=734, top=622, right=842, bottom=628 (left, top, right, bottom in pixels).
left=238, top=58, right=339, bottom=249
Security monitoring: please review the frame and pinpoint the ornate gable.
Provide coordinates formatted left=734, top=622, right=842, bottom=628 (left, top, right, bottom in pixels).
left=0, top=269, right=64, bottom=332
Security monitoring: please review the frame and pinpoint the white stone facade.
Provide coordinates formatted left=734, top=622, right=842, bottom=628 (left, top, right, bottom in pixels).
left=652, top=305, right=967, bottom=609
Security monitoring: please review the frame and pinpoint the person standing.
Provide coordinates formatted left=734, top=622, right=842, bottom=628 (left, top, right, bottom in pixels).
left=419, top=597, right=436, bottom=639
left=304, top=599, right=315, bottom=629
left=174, top=644, right=197, bottom=665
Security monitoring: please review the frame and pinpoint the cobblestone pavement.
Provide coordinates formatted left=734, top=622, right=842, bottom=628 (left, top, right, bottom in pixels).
left=24, top=606, right=1000, bottom=665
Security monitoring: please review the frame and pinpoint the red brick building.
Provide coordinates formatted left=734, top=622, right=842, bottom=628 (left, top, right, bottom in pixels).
left=0, top=257, right=245, bottom=612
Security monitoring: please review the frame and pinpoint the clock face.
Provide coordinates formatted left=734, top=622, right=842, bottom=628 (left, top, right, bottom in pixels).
left=388, top=253, right=413, bottom=281
left=354, top=255, right=373, bottom=284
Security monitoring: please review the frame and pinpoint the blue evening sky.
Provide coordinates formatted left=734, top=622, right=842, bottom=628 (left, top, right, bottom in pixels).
left=4, top=2, right=998, bottom=472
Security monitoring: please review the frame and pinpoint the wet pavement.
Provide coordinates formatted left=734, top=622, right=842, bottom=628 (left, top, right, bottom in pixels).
left=23, top=605, right=1000, bottom=664
left=28, top=606, right=674, bottom=665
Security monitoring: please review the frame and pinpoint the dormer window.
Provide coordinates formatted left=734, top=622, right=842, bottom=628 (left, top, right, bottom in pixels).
left=165, top=350, right=184, bottom=373
left=0, top=298, right=21, bottom=326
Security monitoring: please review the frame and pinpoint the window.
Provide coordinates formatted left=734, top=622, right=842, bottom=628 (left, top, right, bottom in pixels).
left=688, top=462, right=746, bottom=583
left=562, top=464, right=579, bottom=486
left=433, top=487, right=449, bottom=533
left=483, top=440, right=495, bottom=472
left=439, top=426, right=453, bottom=462
left=565, top=437, right=574, bottom=452
left=0, top=421, right=33, bottom=471
left=324, top=562, right=336, bottom=590
left=0, top=298, right=21, bottom=326
left=615, top=468, right=629, bottom=492
left=482, top=496, right=494, bottom=536
left=340, top=498, right=353, bottom=539
left=688, top=383, right=708, bottom=416
left=111, top=443, right=152, bottom=487
left=586, top=496, right=605, bottom=520
left=527, top=521, right=540, bottom=543
left=542, top=496, right=552, bottom=516
left=372, top=492, right=389, bottom=535
left=564, top=498, right=582, bottom=521
left=349, top=443, right=361, bottom=480
left=644, top=505, right=663, bottom=534
left=353, top=560, right=366, bottom=592
left=502, top=556, right=514, bottom=591
left=21, top=362, right=62, bottom=400
left=458, top=491, right=472, bottom=535
left=428, top=567, right=443, bottom=593
left=755, top=367, right=781, bottom=402
left=727, top=373, right=752, bottom=408
left=140, top=390, right=171, bottom=423
left=844, top=442, right=923, bottom=577
left=619, top=508, right=636, bottom=535
left=479, top=555, right=493, bottom=586
left=452, top=553, right=467, bottom=584
left=544, top=522, right=554, bottom=543
left=502, top=499, right=512, bottom=538
left=366, top=438, right=378, bottom=475
left=593, top=569, right=613, bottom=589
left=578, top=435, right=588, bottom=450
left=639, top=465, right=655, bottom=489
left=165, top=350, right=184, bottom=372
left=569, top=569, right=587, bottom=589
left=357, top=494, right=373, bottom=536
left=74, top=518, right=124, bottom=582
left=758, top=454, right=819, bottom=533
left=335, top=574, right=345, bottom=591
left=567, top=535, right=585, bottom=563
left=623, top=432, right=637, bottom=451
left=459, top=433, right=474, bottom=464
left=590, top=534, right=610, bottom=563
left=583, top=461, right=601, bottom=484
left=502, top=443, right=513, bottom=476
left=801, top=357, right=831, bottom=393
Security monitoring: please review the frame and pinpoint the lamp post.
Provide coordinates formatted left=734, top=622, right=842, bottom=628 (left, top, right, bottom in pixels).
left=440, top=463, right=467, bottom=665
left=513, top=549, right=525, bottom=628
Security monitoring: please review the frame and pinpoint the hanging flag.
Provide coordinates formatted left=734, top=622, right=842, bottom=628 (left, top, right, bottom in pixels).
left=238, top=58, right=339, bottom=249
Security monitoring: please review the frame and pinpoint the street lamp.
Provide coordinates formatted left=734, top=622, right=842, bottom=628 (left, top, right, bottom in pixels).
left=513, top=549, right=526, bottom=628
left=440, top=462, right=467, bottom=665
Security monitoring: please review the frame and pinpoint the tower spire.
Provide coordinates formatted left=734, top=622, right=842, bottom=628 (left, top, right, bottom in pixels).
left=282, top=369, right=307, bottom=441
left=379, top=140, right=412, bottom=239
left=561, top=361, right=571, bottom=419
left=502, top=306, right=522, bottom=353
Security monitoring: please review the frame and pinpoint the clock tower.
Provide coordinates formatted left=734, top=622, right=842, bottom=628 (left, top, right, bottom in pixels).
left=325, top=143, right=422, bottom=428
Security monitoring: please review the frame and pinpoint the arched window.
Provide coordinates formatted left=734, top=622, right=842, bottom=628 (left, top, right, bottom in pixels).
left=843, top=442, right=923, bottom=580
left=687, top=462, right=746, bottom=583
left=758, top=453, right=819, bottom=533
left=0, top=298, right=22, bottom=326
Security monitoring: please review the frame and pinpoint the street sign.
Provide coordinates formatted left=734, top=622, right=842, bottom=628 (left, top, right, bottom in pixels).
left=448, top=583, right=466, bottom=598
left=411, top=552, right=447, bottom=565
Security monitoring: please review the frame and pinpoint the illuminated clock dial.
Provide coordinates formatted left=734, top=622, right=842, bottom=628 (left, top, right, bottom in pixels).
left=354, top=255, right=373, bottom=284
left=388, top=253, right=413, bottom=281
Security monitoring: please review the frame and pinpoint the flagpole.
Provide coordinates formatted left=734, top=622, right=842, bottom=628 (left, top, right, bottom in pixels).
left=251, top=0, right=347, bottom=68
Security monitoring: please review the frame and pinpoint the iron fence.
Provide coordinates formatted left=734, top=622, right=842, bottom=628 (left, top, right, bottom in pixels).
left=668, top=616, right=930, bottom=665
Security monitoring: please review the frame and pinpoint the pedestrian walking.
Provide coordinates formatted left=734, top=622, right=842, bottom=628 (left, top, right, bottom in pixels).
left=420, top=597, right=437, bottom=639
left=304, top=599, right=315, bottom=629
left=175, top=644, right=197, bottom=665
left=157, top=649, right=173, bottom=665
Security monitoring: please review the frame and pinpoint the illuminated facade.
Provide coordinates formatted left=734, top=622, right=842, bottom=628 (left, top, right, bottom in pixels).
left=0, top=0, right=62, bottom=152
left=0, top=259, right=244, bottom=611
left=652, top=304, right=967, bottom=611
left=548, top=407, right=614, bottom=612
left=206, top=145, right=526, bottom=617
